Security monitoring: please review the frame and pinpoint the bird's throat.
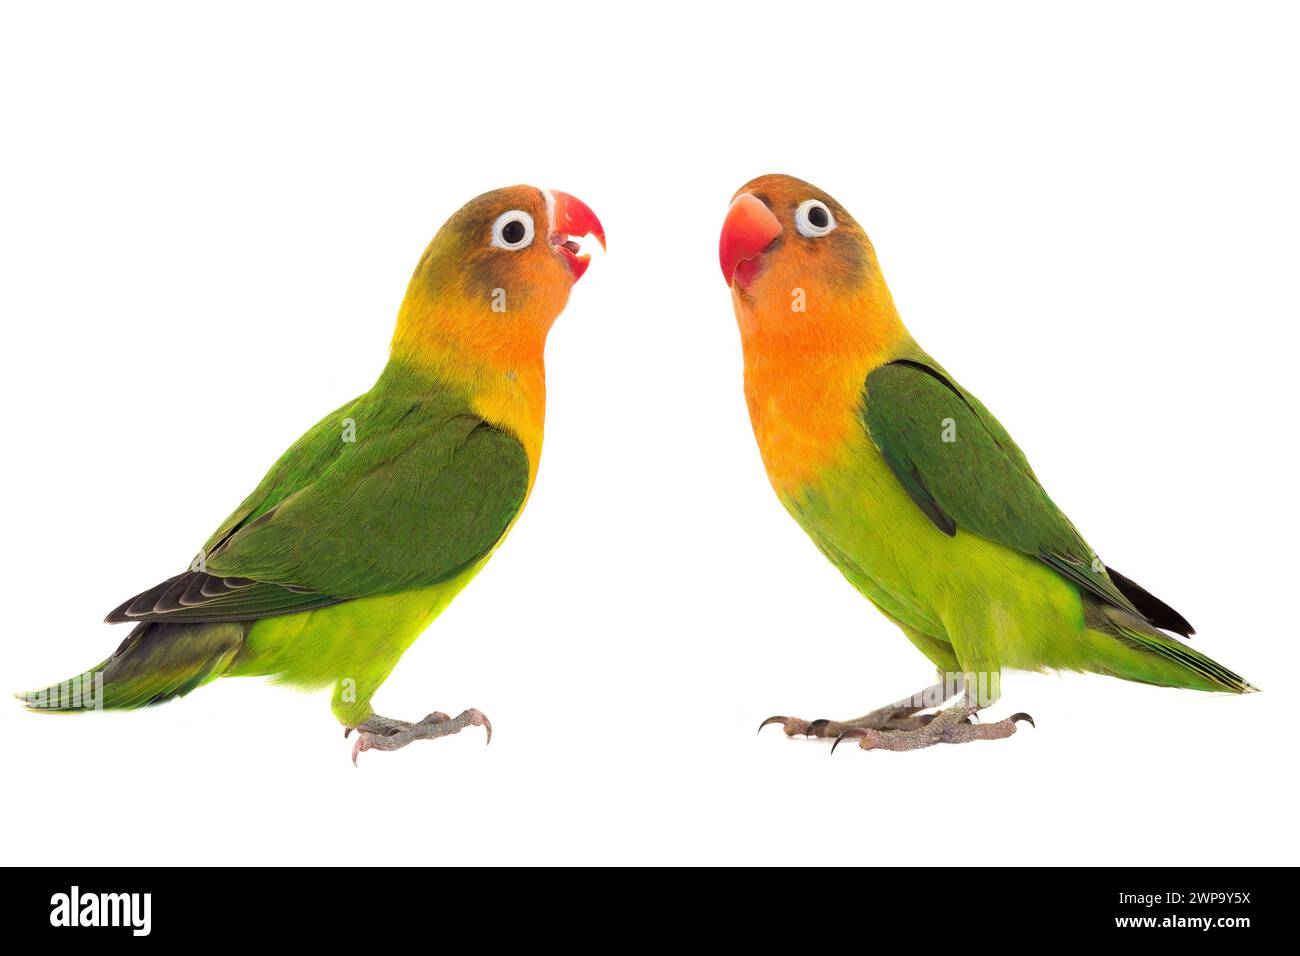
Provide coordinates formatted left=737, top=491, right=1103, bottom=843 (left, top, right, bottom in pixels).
left=738, top=280, right=913, bottom=492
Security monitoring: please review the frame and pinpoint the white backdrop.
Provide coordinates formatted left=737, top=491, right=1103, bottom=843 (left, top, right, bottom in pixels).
left=2, top=1, right=1296, bottom=866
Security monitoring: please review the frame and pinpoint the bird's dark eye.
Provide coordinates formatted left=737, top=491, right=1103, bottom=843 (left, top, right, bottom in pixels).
left=795, top=199, right=837, bottom=238
left=491, top=210, right=535, bottom=249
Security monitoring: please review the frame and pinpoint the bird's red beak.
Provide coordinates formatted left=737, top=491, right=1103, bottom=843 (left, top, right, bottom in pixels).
left=719, top=193, right=782, bottom=288
left=549, top=190, right=605, bottom=282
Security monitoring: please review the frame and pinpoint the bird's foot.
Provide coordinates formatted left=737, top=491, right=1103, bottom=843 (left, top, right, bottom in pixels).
left=345, top=708, right=491, bottom=765
left=344, top=712, right=449, bottom=738
left=831, top=703, right=1034, bottom=753
left=758, top=679, right=962, bottom=739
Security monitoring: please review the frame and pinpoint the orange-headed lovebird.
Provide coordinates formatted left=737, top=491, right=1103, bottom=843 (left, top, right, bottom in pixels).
left=719, top=174, right=1253, bottom=752
left=24, top=185, right=604, bottom=763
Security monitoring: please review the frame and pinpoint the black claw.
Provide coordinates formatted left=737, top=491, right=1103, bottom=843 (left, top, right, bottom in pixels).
left=757, top=716, right=788, bottom=735
left=343, top=727, right=352, bottom=739
left=806, top=719, right=830, bottom=737
left=830, top=728, right=869, bottom=755
left=1009, top=712, right=1035, bottom=728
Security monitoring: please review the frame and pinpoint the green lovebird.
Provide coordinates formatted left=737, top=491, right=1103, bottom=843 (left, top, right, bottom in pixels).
left=23, top=185, right=605, bottom=763
left=718, top=174, right=1254, bottom=752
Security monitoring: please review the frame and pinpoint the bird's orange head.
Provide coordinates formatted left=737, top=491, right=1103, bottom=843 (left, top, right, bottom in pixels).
left=392, top=184, right=605, bottom=373
left=718, top=174, right=907, bottom=356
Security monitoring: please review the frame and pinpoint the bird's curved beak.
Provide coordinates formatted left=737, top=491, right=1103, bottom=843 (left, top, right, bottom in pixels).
left=548, top=190, right=605, bottom=282
left=719, top=193, right=782, bottom=288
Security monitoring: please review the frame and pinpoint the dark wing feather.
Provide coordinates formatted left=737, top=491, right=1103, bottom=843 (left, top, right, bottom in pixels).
left=106, top=571, right=341, bottom=624
left=1104, top=565, right=1194, bottom=636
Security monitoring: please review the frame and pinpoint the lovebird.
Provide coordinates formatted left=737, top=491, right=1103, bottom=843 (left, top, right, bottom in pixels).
left=24, top=185, right=604, bottom=763
left=719, top=174, right=1254, bottom=752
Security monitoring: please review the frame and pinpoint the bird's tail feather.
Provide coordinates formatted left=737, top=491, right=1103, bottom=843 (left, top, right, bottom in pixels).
left=1088, top=606, right=1257, bottom=694
left=19, top=621, right=246, bottom=712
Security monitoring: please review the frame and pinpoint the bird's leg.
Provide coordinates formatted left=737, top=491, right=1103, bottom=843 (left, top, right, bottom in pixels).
left=831, top=700, right=1034, bottom=753
left=345, top=708, right=491, bottom=765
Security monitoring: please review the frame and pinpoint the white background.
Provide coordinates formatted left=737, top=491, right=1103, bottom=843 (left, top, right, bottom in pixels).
left=2, top=1, right=1297, bottom=866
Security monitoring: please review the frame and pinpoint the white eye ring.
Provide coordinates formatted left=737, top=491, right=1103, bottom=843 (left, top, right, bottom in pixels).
left=491, top=210, right=535, bottom=250
left=794, top=199, right=836, bottom=238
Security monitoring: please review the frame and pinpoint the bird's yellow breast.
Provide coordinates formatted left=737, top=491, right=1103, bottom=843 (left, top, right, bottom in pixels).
left=471, top=364, right=547, bottom=489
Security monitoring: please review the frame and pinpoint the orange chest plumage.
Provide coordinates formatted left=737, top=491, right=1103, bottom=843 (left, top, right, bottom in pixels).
left=743, top=351, right=867, bottom=492
left=737, top=282, right=911, bottom=494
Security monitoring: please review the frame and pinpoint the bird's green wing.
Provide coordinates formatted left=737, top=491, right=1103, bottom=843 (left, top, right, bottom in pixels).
left=107, top=391, right=529, bottom=624
left=862, top=358, right=1140, bottom=617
